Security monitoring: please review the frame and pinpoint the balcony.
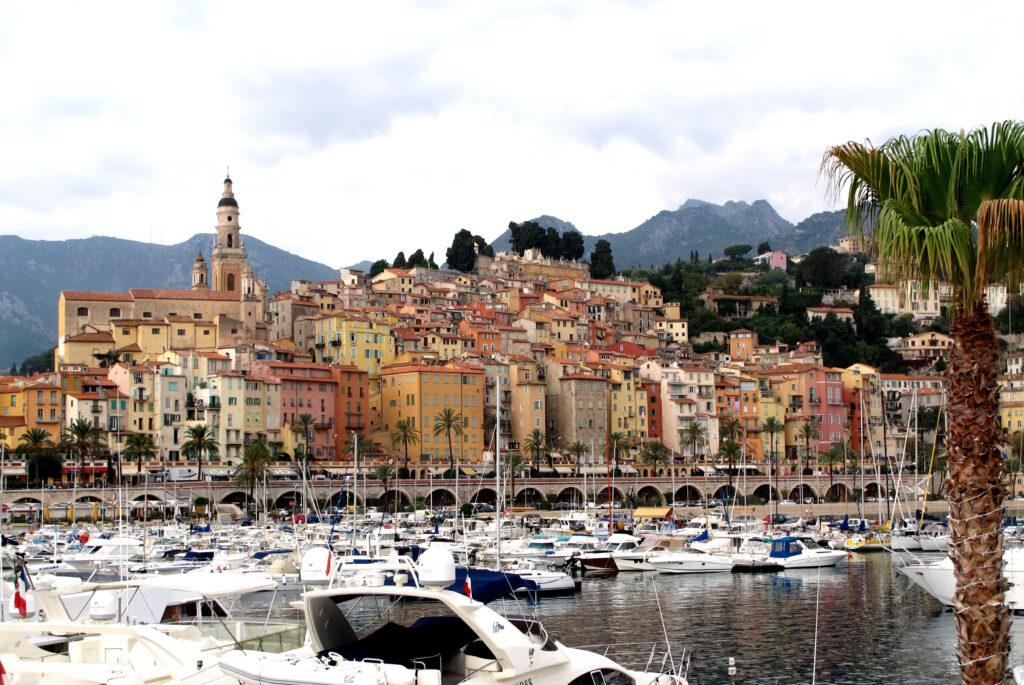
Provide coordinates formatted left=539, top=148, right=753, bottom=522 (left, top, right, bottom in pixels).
left=330, top=338, right=342, bottom=346
left=788, top=396, right=803, bottom=408
left=90, top=405, right=102, bottom=414
left=315, top=420, right=334, bottom=431
left=314, top=342, right=325, bottom=349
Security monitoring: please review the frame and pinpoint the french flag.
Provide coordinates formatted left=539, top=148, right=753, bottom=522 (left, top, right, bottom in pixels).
left=13, top=565, right=29, bottom=618
left=463, top=572, right=472, bottom=599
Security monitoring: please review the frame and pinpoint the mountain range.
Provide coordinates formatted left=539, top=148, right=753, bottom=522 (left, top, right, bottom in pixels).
left=0, top=233, right=338, bottom=369
left=490, top=200, right=849, bottom=269
left=0, top=198, right=850, bottom=370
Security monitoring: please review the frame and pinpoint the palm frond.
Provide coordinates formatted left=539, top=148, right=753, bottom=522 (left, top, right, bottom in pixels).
left=977, top=198, right=1024, bottom=293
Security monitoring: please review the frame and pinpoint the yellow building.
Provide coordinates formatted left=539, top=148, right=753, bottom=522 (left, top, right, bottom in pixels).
left=314, top=313, right=395, bottom=381
left=605, top=366, right=648, bottom=441
left=656, top=319, right=689, bottom=344
left=0, top=379, right=27, bottom=450
left=61, top=330, right=116, bottom=366
left=380, top=362, right=485, bottom=465
left=999, top=375, right=1024, bottom=434
left=506, top=356, right=546, bottom=451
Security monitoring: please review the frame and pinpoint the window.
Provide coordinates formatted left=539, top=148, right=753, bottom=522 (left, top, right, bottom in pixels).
left=151, top=328, right=160, bottom=335
left=177, top=329, right=185, bottom=336
left=77, top=307, right=88, bottom=316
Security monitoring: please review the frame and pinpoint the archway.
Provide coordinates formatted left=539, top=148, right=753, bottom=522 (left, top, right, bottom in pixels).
left=329, top=489, right=364, bottom=507
left=789, top=484, right=817, bottom=503
left=470, top=488, right=497, bottom=505
left=425, top=489, right=456, bottom=507
left=864, top=482, right=882, bottom=499
left=713, top=484, right=737, bottom=503
left=227, top=273, right=236, bottom=291
left=825, top=483, right=850, bottom=502
left=556, top=487, right=586, bottom=505
left=273, top=490, right=304, bottom=510
left=380, top=489, right=412, bottom=512
left=596, top=486, right=625, bottom=505
left=637, top=485, right=665, bottom=506
left=514, top=487, right=543, bottom=507
left=220, top=490, right=252, bottom=507
left=752, top=484, right=780, bottom=504
left=672, top=485, right=703, bottom=504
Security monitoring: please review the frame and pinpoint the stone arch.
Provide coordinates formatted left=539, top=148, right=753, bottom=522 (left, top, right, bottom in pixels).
left=273, top=490, right=304, bottom=510
left=220, top=490, right=252, bottom=507
left=425, top=489, right=456, bottom=507
left=514, top=487, right=543, bottom=507
left=556, top=486, right=585, bottom=504
left=329, top=489, right=364, bottom=506
left=637, top=485, right=665, bottom=506
left=789, top=484, right=817, bottom=503
left=470, top=488, right=497, bottom=505
left=673, top=485, right=703, bottom=504
left=752, top=484, right=780, bottom=504
left=713, top=484, right=737, bottom=502
left=380, top=489, right=412, bottom=511
left=132, top=493, right=164, bottom=502
left=14, top=496, right=42, bottom=504
left=824, top=483, right=849, bottom=502
left=73, top=495, right=103, bottom=503
left=596, top=486, right=625, bottom=505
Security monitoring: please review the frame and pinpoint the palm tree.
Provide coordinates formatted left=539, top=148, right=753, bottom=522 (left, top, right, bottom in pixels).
left=680, top=421, right=707, bottom=473
left=432, top=408, right=465, bottom=476
left=122, top=433, right=156, bottom=486
left=720, top=417, right=744, bottom=445
left=608, top=431, right=630, bottom=475
left=295, top=413, right=315, bottom=464
left=761, top=417, right=784, bottom=516
left=18, top=428, right=53, bottom=486
left=824, top=121, right=1024, bottom=682
left=181, top=424, right=218, bottom=482
left=640, top=441, right=670, bottom=474
left=234, top=442, right=271, bottom=515
left=390, top=419, right=421, bottom=471
left=522, top=429, right=548, bottom=470
left=504, top=453, right=524, bottom=510
left=65, top=418, right=100, bottom=486
left=819, top=445, right=845, bottom=500
left=343, top=432, right=379, bottom=458
left=374, top=463, right=397, bottom=514
left=797, top=421, right=818, bottom=475
left=567, top=440, right=587, bottom=476
left=717, top=440, right=742, bottom=499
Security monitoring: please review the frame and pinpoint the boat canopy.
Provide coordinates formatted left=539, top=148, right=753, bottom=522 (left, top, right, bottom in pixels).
left=633, top=506, right=672, bottom=519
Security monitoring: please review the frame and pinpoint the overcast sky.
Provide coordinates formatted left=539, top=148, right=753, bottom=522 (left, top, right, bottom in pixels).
left=2, top=1, right=1021, bottom=269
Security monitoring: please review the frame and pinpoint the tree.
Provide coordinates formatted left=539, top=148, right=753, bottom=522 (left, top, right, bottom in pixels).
left=757, top=241, right=772, bottom=255
left=717, top=440, right=742, bottom=498
left=368, top=259, right=389, bottom=278
left=823, top=121, right=1024, bottom=683
left=122, top=433, right=155, bottom=486
left=761, top=417, right=784, bottom=515
left=640, top=441, right=670, bottom=474
left=181, top=424, right=218, bottom=483
left=680, top=421, right=707, bottom=469
left=92, top=350, right=121, bottom=368
left=590, top=239, right=615, bottom=279
left=433, top=408, right=465, bottom=475
left=407, top=249, right=428, bottom=268
left=393, top=251, right=407, bottom=268
left=27, top=452, right=62, bottom=487
left=720, top=417, right=744, bottom=445
left=234, top=442, right=271, bottom=514
left=446, top=229, right=478, bottom=272
left=567, top=440, right=587, bottom=476
left=427, top=252, right=438, bottom=269
left=504, top=452, right=523, bottom=509
left=797, top=247, right=849, bottom=288
left=473, top=235, right=494, bottom=258
left=374, top=463, right=397, bottom=513
left=295, top=413, right=316, bottom=467
left=797, top=421, right=818, bottom=474
left=608, top=432, right=631, bottom=474
left=343, top=432, right=379, bottom=458
left=724, top=244, right=753, bottom=260
left=65, top=418, right=101, bottom=486
left=561, top=231, right=585, bottom=261
left=18, top=428, right=54, bottom=487
left=542, top=227, right=562, bottom=258
left=390, top=419, right=421, bottom=469
left=522, top=429, right=548, bottom=469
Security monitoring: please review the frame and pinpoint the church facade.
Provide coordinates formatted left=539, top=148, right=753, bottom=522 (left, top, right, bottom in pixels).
left=58, top=177, right=269, bottom=365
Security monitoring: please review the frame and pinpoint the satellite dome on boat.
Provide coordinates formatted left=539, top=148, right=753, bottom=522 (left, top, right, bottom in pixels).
left=417, top=546, right=456, bottom=586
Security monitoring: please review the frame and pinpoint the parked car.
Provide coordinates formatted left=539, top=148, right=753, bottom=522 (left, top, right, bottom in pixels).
left=472, top=503, right=496, bottom=513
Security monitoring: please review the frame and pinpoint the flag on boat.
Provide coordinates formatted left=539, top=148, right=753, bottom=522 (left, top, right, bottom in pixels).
left=13, top=565, right=29, bottom=617
left=463, top=571, right=472, bottom=599
left=692, top=529, right=709, bottom=542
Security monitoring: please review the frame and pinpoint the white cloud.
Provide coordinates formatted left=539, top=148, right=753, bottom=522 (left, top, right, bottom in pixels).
left=1, top=0, right=1022, bottom=269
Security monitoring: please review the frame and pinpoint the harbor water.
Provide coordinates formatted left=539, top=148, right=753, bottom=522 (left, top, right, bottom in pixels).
left=235, top=552, right=1024, bottom=684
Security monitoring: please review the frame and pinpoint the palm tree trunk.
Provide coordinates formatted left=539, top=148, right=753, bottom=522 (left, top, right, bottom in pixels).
left=946, top=304, right=1010, bottom=684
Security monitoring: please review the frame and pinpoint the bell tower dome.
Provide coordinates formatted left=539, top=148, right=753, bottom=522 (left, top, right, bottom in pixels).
left=191, top=251, right=209, bottom=291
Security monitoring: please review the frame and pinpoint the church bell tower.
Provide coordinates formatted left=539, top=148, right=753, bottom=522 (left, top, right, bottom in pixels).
left=210, top=175, right=246, bottom=292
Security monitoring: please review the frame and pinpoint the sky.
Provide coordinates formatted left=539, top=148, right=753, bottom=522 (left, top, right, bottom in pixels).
left=1, top=1, right=1022, bottom=269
